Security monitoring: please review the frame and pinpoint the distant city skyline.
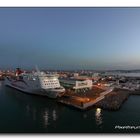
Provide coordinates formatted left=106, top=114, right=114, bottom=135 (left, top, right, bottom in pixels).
left=1, top=8, right=140, bottom=70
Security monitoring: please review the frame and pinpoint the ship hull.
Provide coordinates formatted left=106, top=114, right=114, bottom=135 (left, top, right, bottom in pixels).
left=5, top=78, right=65, bottom=98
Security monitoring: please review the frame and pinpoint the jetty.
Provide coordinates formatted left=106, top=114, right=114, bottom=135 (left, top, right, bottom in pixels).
left=58, top=87, right=114, bottom=110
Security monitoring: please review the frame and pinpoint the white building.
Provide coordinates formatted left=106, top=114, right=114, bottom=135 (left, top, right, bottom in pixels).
left=60, top=79, right=92, bottom=90
left=73, top=73, right=79, bottom=78
left=74, top=80, right=92, bottom=90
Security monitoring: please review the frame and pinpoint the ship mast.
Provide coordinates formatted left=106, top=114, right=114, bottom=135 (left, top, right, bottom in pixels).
left=35, top=65, right=41, bottom=75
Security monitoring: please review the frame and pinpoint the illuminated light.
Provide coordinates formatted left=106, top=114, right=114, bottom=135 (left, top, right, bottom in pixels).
left=98, top=83, right=101, bottom=86
left=96, top=108, right=101, bottom=114
left=95, top=108, right=102, bottom=125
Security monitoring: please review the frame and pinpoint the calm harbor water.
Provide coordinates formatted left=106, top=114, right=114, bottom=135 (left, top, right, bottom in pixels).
left=0, top=81, right=140, bottom=133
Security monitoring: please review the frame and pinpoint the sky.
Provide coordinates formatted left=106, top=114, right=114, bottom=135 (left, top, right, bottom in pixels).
left=1, top=8, right=140, bottom=70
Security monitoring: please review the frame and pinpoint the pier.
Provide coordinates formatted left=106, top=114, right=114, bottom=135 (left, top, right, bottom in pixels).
left=58, top=87, right=114, bottom=110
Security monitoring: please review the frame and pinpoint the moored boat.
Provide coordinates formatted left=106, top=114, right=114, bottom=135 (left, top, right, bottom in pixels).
left=5, top=67, right=65, bottom=98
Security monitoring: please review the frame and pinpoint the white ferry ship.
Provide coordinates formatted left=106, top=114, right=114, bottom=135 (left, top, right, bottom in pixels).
left=5, top=67, right=65, bottom=98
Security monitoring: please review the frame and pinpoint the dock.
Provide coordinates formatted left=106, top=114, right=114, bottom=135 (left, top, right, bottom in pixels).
left=58, top=87, right=114, bottom=110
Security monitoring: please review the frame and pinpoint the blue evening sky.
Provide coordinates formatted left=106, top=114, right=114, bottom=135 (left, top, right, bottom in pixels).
left=0, top=8, right=140, bottom=70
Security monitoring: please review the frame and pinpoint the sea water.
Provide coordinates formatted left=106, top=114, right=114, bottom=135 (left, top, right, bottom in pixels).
left=0, top=81, right=140, bottom=133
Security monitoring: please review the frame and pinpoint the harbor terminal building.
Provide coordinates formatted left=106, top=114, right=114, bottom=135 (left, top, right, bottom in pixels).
left=59, top=78, right=93, bottom=90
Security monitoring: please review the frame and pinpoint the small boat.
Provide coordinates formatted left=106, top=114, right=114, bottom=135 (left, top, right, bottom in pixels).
left=5, top=67, right=65, bottom=98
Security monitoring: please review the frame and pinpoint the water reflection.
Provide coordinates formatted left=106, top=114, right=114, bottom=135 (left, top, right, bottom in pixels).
left=83, top=113, right=87, bottom=119
left=25, top=103, right=59, bottom=127
left=52, top=110, right=57, bottom=121
left=25, top=105, right=37, bottom=120
left=4, top=86, right=60, bottom=128
left=95, top=108, right=102, bottom=126
left=26, top=105, right=30, bottom=115
left=43, top=109, right=49, bottom=127
left=32, top=108, right=37, bottom=121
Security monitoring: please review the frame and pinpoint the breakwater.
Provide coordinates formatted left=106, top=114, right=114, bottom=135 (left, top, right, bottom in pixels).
left=95, top=88, right=131, bottom=110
